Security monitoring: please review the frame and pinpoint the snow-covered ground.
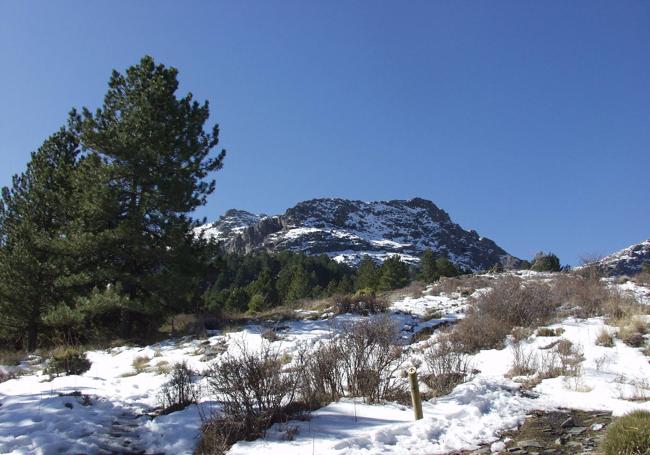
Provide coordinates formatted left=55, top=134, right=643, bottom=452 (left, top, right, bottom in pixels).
left=1, top=275, right=649, bottom=454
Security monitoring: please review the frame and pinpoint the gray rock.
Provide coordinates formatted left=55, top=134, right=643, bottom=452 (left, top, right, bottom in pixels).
left=200, top=198, right=522, bottom=270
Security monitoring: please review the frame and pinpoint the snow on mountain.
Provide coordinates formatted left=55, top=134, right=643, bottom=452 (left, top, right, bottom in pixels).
left=194, top=209, right=265, bottom=242
left=198, top=198, right=521, bottom=271
left=589, top=239, right=650, bottom=276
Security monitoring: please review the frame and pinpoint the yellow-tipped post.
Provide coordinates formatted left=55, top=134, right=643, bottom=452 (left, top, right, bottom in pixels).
left=407, top=367, right=423, bottom=421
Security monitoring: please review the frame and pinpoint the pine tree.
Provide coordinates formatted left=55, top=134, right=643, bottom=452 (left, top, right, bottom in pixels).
left=378, top=255, right=410, bottom=291
left=435, top=257, right=459, bottom=277
left=531, top=252, right=561, bottom=272
left=71, top=56, right=226, bottom=333
left=0, top=129, right=80, bottom=350
left=418, top=249, right=440, bottom=282
left=287, top=264, right=311, bottom=302
left=356, top=256, right=380, bottom=291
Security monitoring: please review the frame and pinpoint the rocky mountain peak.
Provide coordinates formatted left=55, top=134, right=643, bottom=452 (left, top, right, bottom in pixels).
left=199, top=197, right=521, bottom=271
left=590, top=239, right=650, bottom=276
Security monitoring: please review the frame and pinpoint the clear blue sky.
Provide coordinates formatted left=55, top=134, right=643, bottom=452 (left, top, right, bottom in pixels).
left=1, top=1, right=649, bottom=265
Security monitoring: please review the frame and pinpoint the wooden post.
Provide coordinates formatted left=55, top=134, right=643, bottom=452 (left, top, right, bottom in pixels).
left=407, top=367, right=423, bottom=421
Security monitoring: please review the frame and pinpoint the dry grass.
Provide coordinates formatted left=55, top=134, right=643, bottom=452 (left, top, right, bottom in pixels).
left=380, top=281, right=426, bottom=301
left=536, top=327, right=565, bottom=337
left=0, top=350, right=24, bottom=367
left=615, top=316, right=648, bottom=347
left=132, top=355, right=151, bottom=373
left=595, top=328, right=615, bottom=347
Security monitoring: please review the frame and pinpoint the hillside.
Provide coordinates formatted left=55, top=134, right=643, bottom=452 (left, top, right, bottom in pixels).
left=198, top=198, right=521, bottom=271
left=590, top=239, right=650, bottom=276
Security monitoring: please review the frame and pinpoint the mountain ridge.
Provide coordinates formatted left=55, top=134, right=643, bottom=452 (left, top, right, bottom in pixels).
left=197, top=197, right=521, bottom=271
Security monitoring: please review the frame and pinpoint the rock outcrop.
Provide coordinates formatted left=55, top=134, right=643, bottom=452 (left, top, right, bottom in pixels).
left=198, top=198, right=521, bottom=271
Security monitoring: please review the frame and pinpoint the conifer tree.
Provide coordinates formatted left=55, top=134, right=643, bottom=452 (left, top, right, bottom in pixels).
left=378, top=255, right=410, bottom=291
left=418, top=249, right=440, bottom=282
left=435, top=257, right=459, bottom=277
left=71, top=56, right=225, bottom=332
left=0, top=130, right=80, bottom=350
left=356, top=256, right=380, bottom=291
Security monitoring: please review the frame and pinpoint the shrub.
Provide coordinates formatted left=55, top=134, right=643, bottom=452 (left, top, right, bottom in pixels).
left=602, top=410, right=650, bottom=455
left=205, top=341, right=299, bottom=438
left=296, top=316, right=405, bottom=405
left=537, top=327, right=564, bottom=337
left=422, top=336, right=473, bottom=396
left=45, top=346, right=91, bottom=377
left=450, top=277, right=558, bottom=353
left=295, top=341, right=345, bottom=408
left=617, top=317, right=648, bottom=347
left=596, top=329, right=615, bottom=347
left=337, top=316, right=406, bottom=402
left=508, top=341, right=539, bottom=377
left=261, top=328, right=282, bottom=342
left=334, top=293, right=388, bottom=315
left=159, top=361, right=198, bottom=413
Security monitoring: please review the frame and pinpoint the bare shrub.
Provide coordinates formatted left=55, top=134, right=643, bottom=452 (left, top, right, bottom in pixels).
left=296, top=316, right=406, bottom=405
left=450, top=277, right=557, bottom=353
left=334, top=294, right=388, bottom=315
left=449, top=313, right=509, bottom=353
left=508, top=342, right=539, bottom=377
left=159, top=361, right=199, bottom=413
left=337, top=316, right=405, bottom=402
left=555, top=339, right=584, bottom=377
left=261, top=328, right=282, bottom=343
left=205, top=341, right=299, bottom=438
left=294, top=341, right=345, bottom=409
left=422, top=335, right=473, bottom=396
left=552, top=273, right=606, bottom=316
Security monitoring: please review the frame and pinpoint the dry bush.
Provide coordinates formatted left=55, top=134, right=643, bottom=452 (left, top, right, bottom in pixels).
left=422, top=335, right=473, bottom=396
left=337, top=316, right=405, bottom=402
left=508, top=342, right=539, bottom=377
left=602, top=292, right=646, bottom=320
left=596, top=328, right=615, bottom=347
left=158, top=361, right=199, bottom=413
left=549, top=273, right=643, bottom=319
left=261, top=328, right=282, bottom=343
left=536, top=327, right=564, bottom=337
left=616, top=316, right=648, bottom=347
left=296, top=316, right=406, bottom=405
left=205, top=341, right=299, bottom=437
left=449, top=313, right=509, bottom=353
left=633, top=270, right=650, bottom=287
left=334, top=294, right=388, bottom=316
left=294, top=341, right=345, bottom=408
left=449, top=276, right=557, bottom=353
left=509, top=338, right=584, bottom=383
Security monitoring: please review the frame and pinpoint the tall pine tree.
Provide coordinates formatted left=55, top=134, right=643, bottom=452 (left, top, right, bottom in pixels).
left=0, top=129, right=80, bottom=350
left=71, top=56, right=225, bottom=334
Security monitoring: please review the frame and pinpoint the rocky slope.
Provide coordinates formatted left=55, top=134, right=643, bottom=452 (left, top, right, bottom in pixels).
left=198, top=198, right=521, bottom=271
left=591, top=239, right=650, bottom=276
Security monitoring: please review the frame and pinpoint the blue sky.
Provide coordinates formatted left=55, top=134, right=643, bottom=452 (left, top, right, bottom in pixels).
left=1, top=1, right=649, bottom=265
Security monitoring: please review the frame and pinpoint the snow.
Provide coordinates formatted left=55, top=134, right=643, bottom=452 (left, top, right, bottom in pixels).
left=1, top=277, right=650, bottom=454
